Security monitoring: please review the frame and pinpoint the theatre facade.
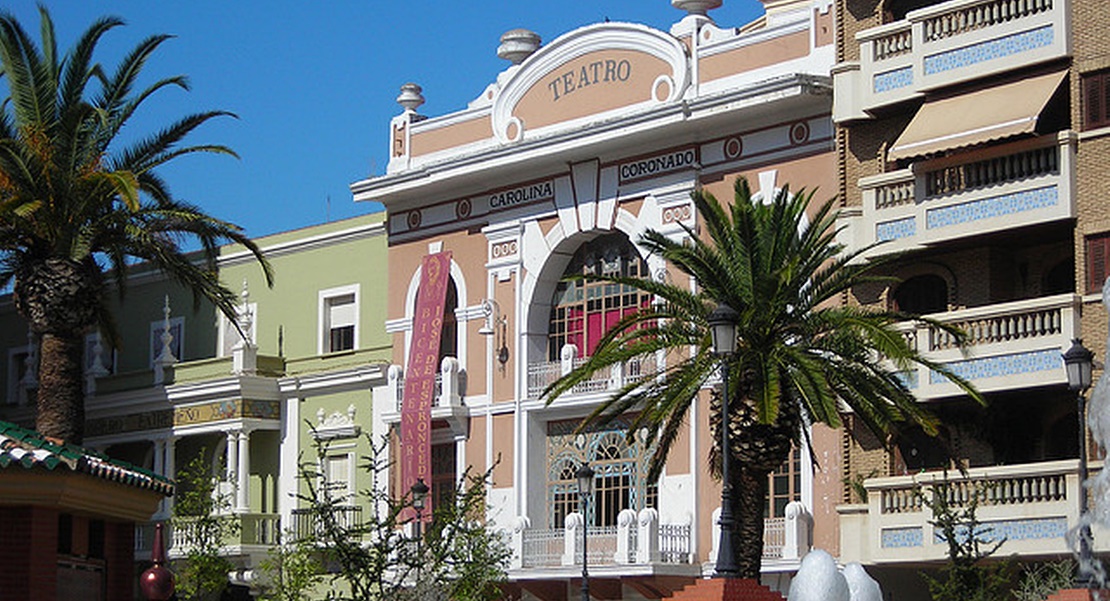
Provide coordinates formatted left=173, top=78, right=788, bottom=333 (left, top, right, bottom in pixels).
left=351, top=0, right=839, bottom=596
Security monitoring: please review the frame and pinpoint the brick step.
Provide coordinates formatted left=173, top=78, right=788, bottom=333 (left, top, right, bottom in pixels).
left=1044, top=589, right=1110, bottom=601
left=667, top=578, right=786, bottom=601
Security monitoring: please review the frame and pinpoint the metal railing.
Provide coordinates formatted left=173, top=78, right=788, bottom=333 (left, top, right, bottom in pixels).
left=762, top=517, right=786, bottom=559
left=521, top=528, right=565, bottom=568
left=659, top=523, right=692, bottom=563
left=290, top=505, right=363, bottom=541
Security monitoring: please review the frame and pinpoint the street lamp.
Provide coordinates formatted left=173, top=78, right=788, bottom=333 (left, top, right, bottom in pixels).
left=576, top=462, right=595, bottom=601
left=411, top=478, right=429, bottom=576
left=707, top=303, right=739, bottom=578
left=1064, top=339, right=1094, bottom=588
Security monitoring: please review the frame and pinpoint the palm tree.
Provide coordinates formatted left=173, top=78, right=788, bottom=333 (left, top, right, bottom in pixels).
left=0, top=7, right=272, bottom=443
left=544, top=178, right=982, bottom=578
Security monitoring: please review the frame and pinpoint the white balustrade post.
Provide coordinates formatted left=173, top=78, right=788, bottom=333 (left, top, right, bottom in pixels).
left=560, top=344, right=578, bottom=376
left=510, top=516, right=529, bottom=570
left=440, top=356, right=461, bottom=406
left=616, top=509, right=637, bottom=564
left=562, top=512, right=582, bottom=566
left=164, top=437, right=177, bottom=517
left=636, top=508, right=660, bottom=563
left=152, top=439, right=166, bottom=519
left=610, top=363, right=623, bottom=389
left=782, top=501, right=811, bottom=560
left=388, top=365, right=403, bottom=411
left=709, top=506, right=722, bottom=564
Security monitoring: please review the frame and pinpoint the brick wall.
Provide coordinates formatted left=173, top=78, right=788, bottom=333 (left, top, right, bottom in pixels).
left=105, top=521, right=135, bottom=601
left=1073, top=0, right=1110, bottom=371
left=0, top=506, right=59, bottom=601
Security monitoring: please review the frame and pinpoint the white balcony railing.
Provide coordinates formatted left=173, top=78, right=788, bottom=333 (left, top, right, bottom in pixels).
left=839, top=460, right=1105, bottom=565
left=139, top=513, right=281, bottom=560
left=893, top=293, right=1079, bottom=398
left=834, top=0, right=1069, bottom=119
left=510, top=509, right=694, bottom=570
left=526, top=345, right=660, bottom=399
left=843, top=133, right=1076, bottom=257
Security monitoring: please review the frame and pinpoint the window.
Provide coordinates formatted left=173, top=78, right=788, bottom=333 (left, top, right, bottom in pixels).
left=319, top=285, right=360, bottom=354
left=408, top=278, right=459, bottom=362
left=84, top=332, right=115, bottom=376
left=431, top=443, right=457, bottom=510
left=218, top=303, right=257, bottom=357
left=1082, top=70, right=1110, bottom=131
left=149, top=317, right=184, bottom=367
left=548, top=233, right=651, bottom=360
left=892, top=274, right=948, bottom=315
left=6, top=345, right=34, bottom=405
left=545, top=417, right=656, bottom=528
left=1087, top=233, right=1110, bottom=293
left=58, top=513, right=73, bottom=554
left=439, top=280, right=458, bottom=362
left=324, top=452, right=354, bottom=505
left=767, top=446, right=802, bottom=518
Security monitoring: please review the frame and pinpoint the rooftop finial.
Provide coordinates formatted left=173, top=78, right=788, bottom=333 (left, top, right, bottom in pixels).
left=396, top=83, right=425, bottom=112
left=497, top=29, right=541, bottom=65
left=672, top=0, right=723, bottom=16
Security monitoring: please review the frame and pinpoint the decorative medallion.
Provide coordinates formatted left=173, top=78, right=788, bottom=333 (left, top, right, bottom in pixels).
left=724, top=136, right=743, bottom=159
left=789, top=121, right=811, bottom=145
left=456, top=199, right=473, bottom=220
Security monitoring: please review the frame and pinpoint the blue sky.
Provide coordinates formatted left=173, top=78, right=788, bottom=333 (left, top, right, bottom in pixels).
left=4, top=1, right=764, bottom=239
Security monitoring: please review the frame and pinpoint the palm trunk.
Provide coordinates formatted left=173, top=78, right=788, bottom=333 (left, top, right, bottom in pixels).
left=35, top=331, right=86, bottom=443
left=734, top=465, right=770, bottom=579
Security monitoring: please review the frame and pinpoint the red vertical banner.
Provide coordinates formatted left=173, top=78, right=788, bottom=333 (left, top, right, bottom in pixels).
left=402, top=251, right=452, bottom=520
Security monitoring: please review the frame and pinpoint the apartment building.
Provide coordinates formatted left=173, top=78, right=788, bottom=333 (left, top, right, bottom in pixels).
left=833, top=0, right=1107, bottom=596
left=350, top=0, right=838, bottom=597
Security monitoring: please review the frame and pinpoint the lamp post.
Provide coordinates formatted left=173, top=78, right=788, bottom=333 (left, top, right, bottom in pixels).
left=708, top=303, right=740, bottom=577
left=1064, top=339, right=1095, bottom=589
left=411, top=478, right=429, bottom=583
left=576, top=462, right=595, bottom=601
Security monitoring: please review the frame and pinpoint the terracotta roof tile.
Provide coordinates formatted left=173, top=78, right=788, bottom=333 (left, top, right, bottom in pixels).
left=0, top=421, right=174, bottom=496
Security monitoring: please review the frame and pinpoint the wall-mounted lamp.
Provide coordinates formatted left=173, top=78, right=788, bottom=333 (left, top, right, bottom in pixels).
left=480, top=299, right=510, bottom=369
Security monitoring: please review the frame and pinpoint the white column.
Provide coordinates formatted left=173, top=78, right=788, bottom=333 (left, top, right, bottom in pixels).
left=236, top=429, right=250, bottom=512
left=226, top=429, right=239, bottom=510
left=152, top=439, right=166, bottom=518
left=164, top=437, right=177, bottom=517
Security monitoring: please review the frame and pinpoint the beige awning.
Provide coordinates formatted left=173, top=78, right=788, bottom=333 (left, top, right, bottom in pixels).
left=888, top=69, right=1068, bottom=161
